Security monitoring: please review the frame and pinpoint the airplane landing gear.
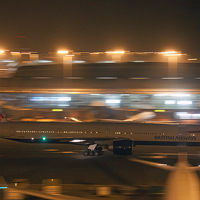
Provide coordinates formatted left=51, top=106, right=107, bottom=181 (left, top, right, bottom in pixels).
left=84, top=144, right=103, bottom=156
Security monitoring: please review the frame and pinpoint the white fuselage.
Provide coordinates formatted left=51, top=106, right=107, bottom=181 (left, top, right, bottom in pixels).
left=0, top=122, right=200, bottom=145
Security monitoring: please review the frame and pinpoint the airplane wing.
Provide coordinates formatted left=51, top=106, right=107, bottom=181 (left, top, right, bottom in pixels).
left=129, top=158, right=174, bottom=170
left=71, top=112, right=156, bottom=123
left=124, top=112, right=156, bottom=122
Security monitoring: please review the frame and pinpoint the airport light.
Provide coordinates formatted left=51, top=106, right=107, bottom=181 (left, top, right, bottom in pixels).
left=30, top=97, right=71, bottom=102
left=0, top=59, right=15, bottom=63
left=52, top=109, right=64, bottom=112
left=0, top=50, right=5, bottom=54
left=177, top=100, right=192, bottom=105
left=105, top=50, right=125, bottom=54
left=133, top=60, right=145, bottom=63
left=160, top=50, right=177, bottom=55
left=70, top=139, right=86, bottom=143
left=154, top=93, right=191, bottom=97
left=57, top=50, right=69, bottom=54
left=164, top=100, right=176, bottom=105
left=154, top=110, right=166, bottom=112
left=34, top=60, right=53, bottom=63
left=96, top=61, right=115, bottom=63
left=72, top=60, right=86, bottom=63
left=11, top=51, right=20, bottom=55
left=176, top=112, right=200, bottom=119
left=105, top=99, right=121, bottom=104
left=42, top=137, right=47, bottom=141
left=188, top=58, right=198, bottom=61
left=160, top=50, right=183, bottom=57
left=57, top=104, right=69, bottom=107
left=90, top=52, right=101, bottom=55
left=160, top=50, right=185, bottom=77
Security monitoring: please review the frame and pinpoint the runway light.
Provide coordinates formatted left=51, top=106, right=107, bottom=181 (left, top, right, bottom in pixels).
left=57, top=50, right=69, bottom=54
left=105, top=99, right=121, bottom=104
left=177, top=101, right=192, bottom=105
left=164, top=100, right=176, bottom=105
left=154, top=110, right=166, bottom=112
left=42, top=137, right=47, bottom=141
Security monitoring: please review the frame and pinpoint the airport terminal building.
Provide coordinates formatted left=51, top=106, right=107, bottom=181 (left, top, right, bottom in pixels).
left=1, top=61, right=200, bottom=122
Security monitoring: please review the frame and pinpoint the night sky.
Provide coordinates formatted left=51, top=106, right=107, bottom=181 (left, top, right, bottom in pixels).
left=0, top=0, right=200, bottom=54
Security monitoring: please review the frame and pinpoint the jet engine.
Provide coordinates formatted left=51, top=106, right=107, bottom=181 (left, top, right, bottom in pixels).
left=113, top=140, right=133, bottom=155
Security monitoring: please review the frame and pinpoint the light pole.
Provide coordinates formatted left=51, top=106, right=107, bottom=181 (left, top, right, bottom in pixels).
left=57, top=50, right=73, bottom=77
left=160, top=51, right=183, bottom=77
left=0, top=50, right=5, bottom=60
left=105, top=50, right=125, bottom=62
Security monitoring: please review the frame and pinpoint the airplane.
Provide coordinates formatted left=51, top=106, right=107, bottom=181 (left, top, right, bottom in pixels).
left=0, top=98, right=156, bottom=123
left=69, top=111, right=156, bottom=123
left=129, top=154, right=200, bottom=200
left=0, top=121, right=200, bottom=156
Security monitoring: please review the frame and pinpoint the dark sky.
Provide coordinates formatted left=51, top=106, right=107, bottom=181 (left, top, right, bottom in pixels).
left=0, top=0, right=200, bottom=54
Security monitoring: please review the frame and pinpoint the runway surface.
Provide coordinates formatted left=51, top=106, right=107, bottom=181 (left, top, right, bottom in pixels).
left=1, top=139, right=200, bottom=199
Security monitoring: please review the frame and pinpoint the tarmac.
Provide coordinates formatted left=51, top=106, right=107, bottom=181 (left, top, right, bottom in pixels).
left=1, top=138, right=200, bottom=199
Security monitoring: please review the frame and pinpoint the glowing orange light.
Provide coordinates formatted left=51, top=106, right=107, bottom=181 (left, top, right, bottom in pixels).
left=188, top=58, right=198, bottom=61
left=0, top=50, right=5, bottom=54
left=160, top=50, right=184, bottom=57
left=90, top=52, right=101, bottom=55
left=57, top=50, right=69, bottom=54
left=105, top=50, right=125, bottom=54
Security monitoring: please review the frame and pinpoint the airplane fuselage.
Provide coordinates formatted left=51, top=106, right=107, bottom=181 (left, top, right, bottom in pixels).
left=0, top=122, right=200, bottom=145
